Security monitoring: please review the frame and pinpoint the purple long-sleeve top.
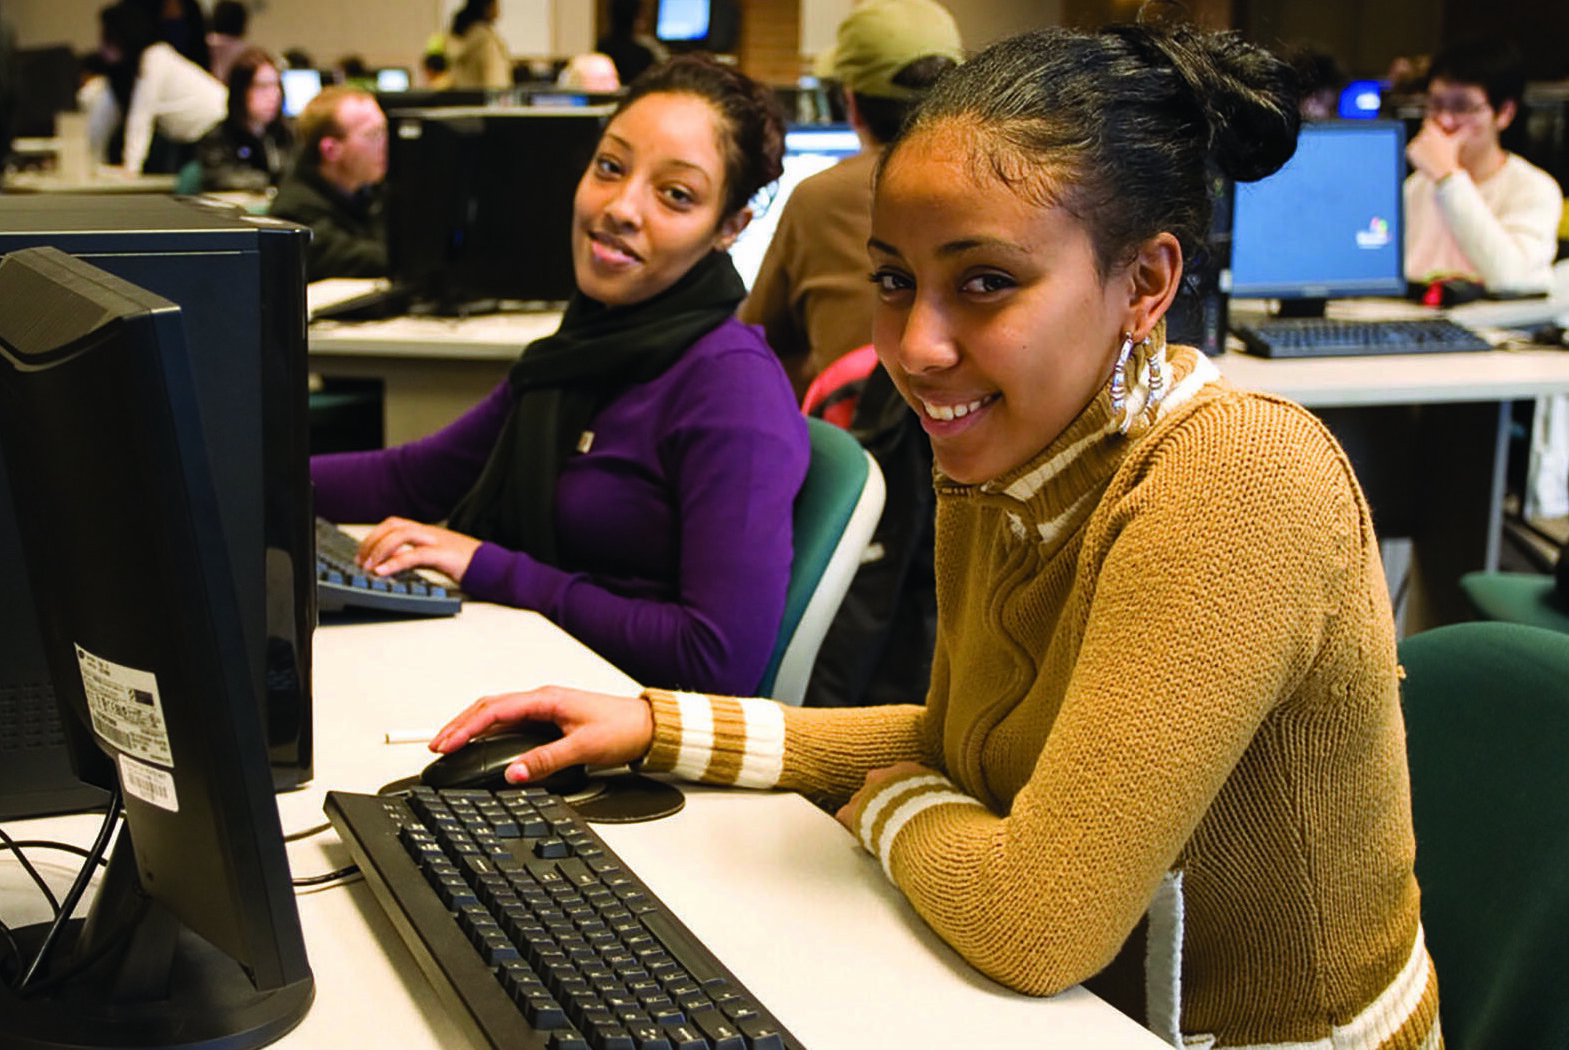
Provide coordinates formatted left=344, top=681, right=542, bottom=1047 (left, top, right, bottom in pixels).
left=311, top=318, right=809, bottom=696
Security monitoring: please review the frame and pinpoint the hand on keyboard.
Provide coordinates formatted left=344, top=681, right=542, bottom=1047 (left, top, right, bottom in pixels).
left=357, top=515, right=483, bottom=582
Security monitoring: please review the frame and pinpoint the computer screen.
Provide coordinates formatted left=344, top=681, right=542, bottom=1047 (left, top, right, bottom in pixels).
left=1229, top=120, right=1406, bottom=302
left=375, top=67, right=412, bottom=93
left=729, top=123, right=861, bottom=290
left=280, top=68, right=322, bottom=117
left=386, top=106, right=608, bottom=310
left=1339, top=79, right=1383, bottom=119
left=0, top=247, right=313, bottom=1049
left=656, top=0, right=710, bottom=41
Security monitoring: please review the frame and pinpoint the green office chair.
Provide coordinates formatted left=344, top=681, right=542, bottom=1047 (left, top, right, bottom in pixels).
left=754, top=417, right=885, bottom=706
left=173, top=158, right=203, bottom=195
left=1457, top=570, right=1569, bottom=634
left=1397, top=621, right=1569, bottom=1050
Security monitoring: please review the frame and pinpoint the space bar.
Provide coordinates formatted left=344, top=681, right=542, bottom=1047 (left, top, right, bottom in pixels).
left=640, top=910, right=728, bottom=987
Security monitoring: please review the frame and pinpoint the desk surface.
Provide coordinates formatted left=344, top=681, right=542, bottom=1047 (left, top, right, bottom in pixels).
left=2, top=602, right=1164, bottom=1049
left=1, top=169, right=179, bottom=194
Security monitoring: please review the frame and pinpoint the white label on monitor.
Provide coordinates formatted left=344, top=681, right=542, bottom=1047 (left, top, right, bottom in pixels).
left=74, top=645, right=175, bottom=767
left=117, top=753, right=180, bottom=813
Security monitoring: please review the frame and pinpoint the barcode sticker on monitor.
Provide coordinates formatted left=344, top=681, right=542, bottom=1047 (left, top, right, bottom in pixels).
left=75, top=644, right=175, bottom=767
left=117, top=753, right=179, bottom=812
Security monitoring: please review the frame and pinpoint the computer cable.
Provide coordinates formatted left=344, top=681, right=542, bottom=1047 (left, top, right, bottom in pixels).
left=16, top=787, right=122, bottom=992
left=284, top=819, right=335, bottom=842
left=292, top=865, right=362, bottom=890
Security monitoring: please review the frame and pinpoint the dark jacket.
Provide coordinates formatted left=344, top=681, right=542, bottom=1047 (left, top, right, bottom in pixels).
left=269, top=162, right=387, bottom=281
left=195, top=119, right=294, bottom=192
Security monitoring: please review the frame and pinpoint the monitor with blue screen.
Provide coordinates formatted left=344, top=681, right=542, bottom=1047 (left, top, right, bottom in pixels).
left=729, top=124, right=861, bottom=289
left=280, top=68, right=323, bottom=117
left=1229, top=120, right=1406, bottom=306
left=656, top=0, right=710, bottom=41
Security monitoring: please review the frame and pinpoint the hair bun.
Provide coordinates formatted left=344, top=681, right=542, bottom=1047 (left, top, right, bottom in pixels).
left=1149, top=25, right=1301, bottom=183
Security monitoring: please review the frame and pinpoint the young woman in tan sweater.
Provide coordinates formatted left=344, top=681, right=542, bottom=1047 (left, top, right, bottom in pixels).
left=429, top=21, right=1440, bottom=1049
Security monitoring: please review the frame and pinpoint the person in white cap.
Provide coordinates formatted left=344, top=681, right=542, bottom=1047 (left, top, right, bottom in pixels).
left=738, top=0, right=963, bottom=400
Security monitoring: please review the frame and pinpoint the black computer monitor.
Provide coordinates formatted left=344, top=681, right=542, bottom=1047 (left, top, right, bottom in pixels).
left=373, top=87, right=491, bottom=115
left=729, top=123, right=861, bottom=290
left=0, top=247, right=313, bottom=1048
left=386, top=106, right=608, bottom=311
left=1229, top=119, right=1407, bottom=314
left=654, top=0, right=739, bottom=53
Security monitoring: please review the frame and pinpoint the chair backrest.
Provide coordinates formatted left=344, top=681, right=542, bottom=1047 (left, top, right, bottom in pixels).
left=1397, top=621, right=1569, bottom=1050
left=754, top=417, right=884, bottom=705
left=175, top=158, right=204, bottom=195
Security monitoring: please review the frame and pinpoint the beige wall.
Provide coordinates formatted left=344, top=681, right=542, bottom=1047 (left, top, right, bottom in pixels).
left=4, top=0, right=594, bottom=70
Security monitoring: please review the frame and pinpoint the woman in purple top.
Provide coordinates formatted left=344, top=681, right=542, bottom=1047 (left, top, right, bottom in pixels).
left=312, top=56, right=809, bottom=696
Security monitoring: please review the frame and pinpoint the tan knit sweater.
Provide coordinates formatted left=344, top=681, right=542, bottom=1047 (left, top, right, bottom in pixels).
left=641, top=341, right=1440, bottom=1049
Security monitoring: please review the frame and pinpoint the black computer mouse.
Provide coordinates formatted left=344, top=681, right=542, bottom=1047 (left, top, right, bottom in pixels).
left=419, top=724, right=590, bottom=795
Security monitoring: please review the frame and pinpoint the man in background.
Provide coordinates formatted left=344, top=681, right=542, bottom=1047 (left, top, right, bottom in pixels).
left=270, top=86, right=388, bottom=280
left=1404, top=37, right=1562, bottom=295
left=737, top=0, right=963, bottom=400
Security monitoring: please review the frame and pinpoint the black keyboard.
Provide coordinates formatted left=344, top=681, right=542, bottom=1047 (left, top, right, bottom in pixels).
left=326, top=787, right=803, bottom=1050
left=1233, top=317, right=1492, bottom=358
left=315, top=518, right=461, bottom=617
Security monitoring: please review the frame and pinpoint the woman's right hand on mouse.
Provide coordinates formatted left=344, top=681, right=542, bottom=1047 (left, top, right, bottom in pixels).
left=430, top=686, right=654, bottom=785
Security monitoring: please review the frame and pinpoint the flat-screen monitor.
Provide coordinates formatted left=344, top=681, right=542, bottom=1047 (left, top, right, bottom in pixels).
left=280, top=68, right=322, bottom=117
left=374, top=87, right=492, bottom=115
left=730, top=123, right=861, bottom=289
left=386, top=106, right=608, bottom=310
left=1229, top=120, right=1406, bottom=306
left=0, top=246, right=313, bottom=1048
left=375, top=67, right=412, bottom=93
left=654, top=0, right=738, bottom=52
left=656, top=0, right=710, bottom=41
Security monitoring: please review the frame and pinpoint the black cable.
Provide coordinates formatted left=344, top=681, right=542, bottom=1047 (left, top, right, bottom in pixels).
left=0, top=825, right=63, bottom=918
left=0, top=841, right=110, bottom=866
left=17, top=788, right=123, bottom=992
left=292, top=864, right=360, bottom=888
left=16, top=894, right=147, bottom=999
left=0, top=915, right=21, bottom=987
left=283, top=820, right=334, bottom=843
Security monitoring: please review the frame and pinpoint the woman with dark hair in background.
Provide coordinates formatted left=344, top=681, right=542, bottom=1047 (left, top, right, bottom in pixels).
left=447, top=0, right=510, bottom=90
left=90, top=1, right=225, bottom=173
left=194, top=46, right=293, bottom=191
left=312, top=56, right=809, bottom=698
left=429, top=22, right=1442, bottom=1048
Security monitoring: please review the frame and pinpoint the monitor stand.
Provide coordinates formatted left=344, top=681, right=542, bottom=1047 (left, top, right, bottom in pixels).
left=0, top=833, right=314, bottom=1050
left=1275, top=297, right=1328, bottom=318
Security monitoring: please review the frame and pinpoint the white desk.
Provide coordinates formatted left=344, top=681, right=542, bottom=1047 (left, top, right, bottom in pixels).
left=1, top=602, right=1166, bottom=1050
left=308, top=307, right=560, bottom=445
left=1218, top=345, right=1569, bottom=629
left=1, top=169, right=179, bottom=194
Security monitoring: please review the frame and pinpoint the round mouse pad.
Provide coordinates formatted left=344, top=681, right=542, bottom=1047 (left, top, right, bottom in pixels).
left=568, top=772, right=685, bottom=824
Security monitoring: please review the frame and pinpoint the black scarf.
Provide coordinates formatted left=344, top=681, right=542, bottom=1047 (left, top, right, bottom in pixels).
left=446, top=249, right=747, bottom=564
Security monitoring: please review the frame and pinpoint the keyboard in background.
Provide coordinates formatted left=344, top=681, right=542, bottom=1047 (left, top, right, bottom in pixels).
left=315, top=517, right=461, bottom=617
left=326, top=786, right=802, bottom=1050
left=1233, top=316, right=1493, bottom=359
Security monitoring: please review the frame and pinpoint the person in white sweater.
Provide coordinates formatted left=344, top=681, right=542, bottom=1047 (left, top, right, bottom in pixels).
left=1403, top=37, right=1562, bottom=295
left=91, top=2, right=226, bottom=175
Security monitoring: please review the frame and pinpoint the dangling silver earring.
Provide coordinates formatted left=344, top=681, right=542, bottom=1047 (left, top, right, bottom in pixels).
left=1144, top=335, right=1165, bottom=415
left=1110, top=333, right=1134, bottom=433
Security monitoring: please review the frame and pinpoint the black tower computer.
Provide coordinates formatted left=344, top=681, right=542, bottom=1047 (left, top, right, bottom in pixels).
left=1166, top=166, right=1233, bottom=358
left=0, top=196, right=315, bottom=818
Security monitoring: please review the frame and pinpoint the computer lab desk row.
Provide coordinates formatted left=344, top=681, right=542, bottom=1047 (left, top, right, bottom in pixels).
left=307, top=301, right=1569, bottom=631
left=0, top=601, right=1167, bottom=1050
